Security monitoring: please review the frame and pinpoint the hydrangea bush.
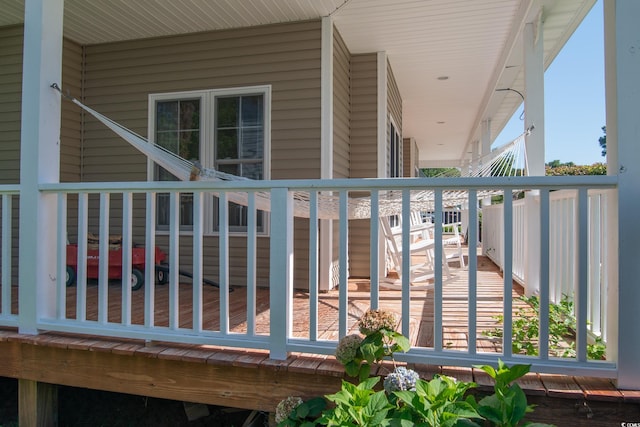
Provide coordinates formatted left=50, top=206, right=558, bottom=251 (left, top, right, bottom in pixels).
left=383, top=366, right=420, bottom=393
left=334, top=309, right=410, bottom=381
left=275, top=309, right=554, bottom=427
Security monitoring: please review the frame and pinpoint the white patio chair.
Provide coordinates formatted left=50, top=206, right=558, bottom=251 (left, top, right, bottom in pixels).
left=442, top=222, right=466, bottom=269
left=379, top=216, right=451, bottom=290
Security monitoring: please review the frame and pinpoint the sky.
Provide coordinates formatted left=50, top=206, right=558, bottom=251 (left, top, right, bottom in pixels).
left=492, top=0, right=606, bottom=166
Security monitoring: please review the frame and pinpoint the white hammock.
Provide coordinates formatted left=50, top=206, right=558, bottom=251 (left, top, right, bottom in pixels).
left=53, top=84, right=527, bottom=220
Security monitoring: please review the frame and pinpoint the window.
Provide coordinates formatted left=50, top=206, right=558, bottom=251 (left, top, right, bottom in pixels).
left=389, top=120, right=402, bottom=227
left=390, top=121, right=402, bottom=178
left=149, top=86, right=270, bottom=234
left=154, top=98, right=200, bottom=229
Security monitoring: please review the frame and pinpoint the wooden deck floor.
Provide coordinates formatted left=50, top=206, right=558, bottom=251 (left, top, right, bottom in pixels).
left=22, top=255, right=522, bottom=353
left=2, top=256, right=639, bottom=424
left=2, top=254, right=517, bottom=350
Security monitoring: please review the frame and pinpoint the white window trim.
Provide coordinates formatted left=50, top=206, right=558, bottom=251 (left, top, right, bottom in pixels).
left=389, top=116, right=402, bottom=178
left=147, top=85, right=271, bottom=236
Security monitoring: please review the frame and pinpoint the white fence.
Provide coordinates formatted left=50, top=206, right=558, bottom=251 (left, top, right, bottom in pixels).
left=483, top=189, right=611, bottom=341
left=0, top=176, right=619, bottom=378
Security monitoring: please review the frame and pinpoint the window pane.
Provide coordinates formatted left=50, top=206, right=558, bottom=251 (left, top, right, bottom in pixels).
left=217, top=97, right=239, bottom=127
left=154, top=98, right=201, bottom=231
left=180, top=100, right=200, bottom=130
left=240, top=162, right=263, bottom=180
left=157, top=193, right=170, bottom=226
left=217, top=129, right=238, bottom=160
left=241, top=127, right=263, bottom=159
left=218, top=163, right=239, bottom=176
left=241, top=95, right=263, bottom=127
left=157, top=167, right=179, bottom=182
left=180, top=193, right=194, bottom=226
left=179, top=130, right=200, bottom=160
left=156, top=101, right=178, bottom=131
left=156, top=131, right=179, bottom=153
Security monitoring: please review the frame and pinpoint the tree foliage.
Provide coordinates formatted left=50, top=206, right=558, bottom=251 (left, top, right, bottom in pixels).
left=545, top=162, right=606, bottom=176
left=420, top=167, right=461, bottom=177
left=599, top=126, right=607, bottom=157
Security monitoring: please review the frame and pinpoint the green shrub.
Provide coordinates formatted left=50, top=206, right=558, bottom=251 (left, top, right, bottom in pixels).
left=482, top=294, right=606, bottom=360
left=276, top=310, right=555, bottom=427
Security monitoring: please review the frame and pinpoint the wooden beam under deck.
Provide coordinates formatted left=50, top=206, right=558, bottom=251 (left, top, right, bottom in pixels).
left=1, top=330, right=639, bottom=425
left=0, top=330, right=344, bottom=412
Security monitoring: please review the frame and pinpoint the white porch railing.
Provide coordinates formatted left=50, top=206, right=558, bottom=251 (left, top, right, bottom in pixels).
left=0, top=186, right=19, bottom=327
left=483, top=188, right=611, bottom=341
left=1, top=176, right=620, bottom=379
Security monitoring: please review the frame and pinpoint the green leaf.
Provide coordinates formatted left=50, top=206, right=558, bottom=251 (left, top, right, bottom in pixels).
left=508, top=384, right=529, bottom=424
left=393, top=390, right=415, bottom=403
left=326, top=391, right=351, bottom=407
left=474, top=364, right=497, bottom=380
left=368, top=390, right=390, bottom=412
left=448, top=401, right=481, bottom=419
left=385, top=419, right=416, bottom=427
left=345, top=361, right=361, bottom=378
left=499, top=364, right=531, bottom=386
left=477, top=394, right=505, bottom=425
left=297, top=403, right=309, bottom=418
left=303, top=397, right=327, bottom=417
left=359, top=376, right=381, bottom=390
left=359, top=363, right=372, bottom=382
left=392, top=333, right=411, bottom=352
left=360, top=342, right=379, bottom=363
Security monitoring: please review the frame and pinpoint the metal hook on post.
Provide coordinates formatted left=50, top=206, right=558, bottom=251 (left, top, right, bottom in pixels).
left=50, top=82, right=74, bottom=100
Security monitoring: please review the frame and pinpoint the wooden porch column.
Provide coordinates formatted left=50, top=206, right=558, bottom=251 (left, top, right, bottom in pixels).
left=523, top=16, right=544, bottom=297
left=604, top=0, right=640, bottom=389
left=19, top=379, right=58, bottom=427
left=18, top=0, right=64, bottom=333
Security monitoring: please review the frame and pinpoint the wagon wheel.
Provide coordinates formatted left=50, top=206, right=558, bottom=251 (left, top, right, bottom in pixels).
left=131, top=268, right=144, bottom=291
left=156, top=264, right=168, bottom=285
left=66, top=266, right=76, bottom=287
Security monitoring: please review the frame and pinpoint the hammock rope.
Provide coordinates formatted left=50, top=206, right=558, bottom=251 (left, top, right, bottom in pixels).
left=52, top=83, right=528, bottom=220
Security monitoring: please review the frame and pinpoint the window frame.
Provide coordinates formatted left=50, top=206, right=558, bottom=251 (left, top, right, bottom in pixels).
left=147, top=85, right=271, bottom=236
left=389, top=119, right=402, bottom=178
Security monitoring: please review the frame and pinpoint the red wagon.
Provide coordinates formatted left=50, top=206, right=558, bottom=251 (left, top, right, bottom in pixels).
left=66, top=242, right=166, bottom=291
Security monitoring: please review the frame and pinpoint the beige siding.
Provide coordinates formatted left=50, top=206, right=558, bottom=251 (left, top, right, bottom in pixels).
left=83, top=20, right=322, bottom=183
left=348, top=53, right=378, bottom=277
left=403, top=137, right=419, bottom=177
left=82, top=20, right=323, bottom=288
left=0, top=27, right=83, bottom=184
left=0, top=25, right=23, bottom=185
left=0, top=27, right=83, bottom=283
left=387, top=60, right=403, bottom=177
left=349, top=58, right=403, bottom=278
left=61, top=39, right=83, bottom=183
left=332, top=27, right=350, bottom=179
left=387, top=61, right=402, bottom=138
left=349, top=54, right=378, bottom=179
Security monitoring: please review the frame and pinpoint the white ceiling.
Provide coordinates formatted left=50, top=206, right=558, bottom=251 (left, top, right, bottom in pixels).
left=0, top=0, right=595, bottom=166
